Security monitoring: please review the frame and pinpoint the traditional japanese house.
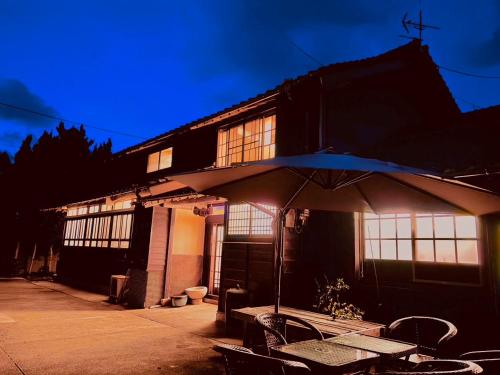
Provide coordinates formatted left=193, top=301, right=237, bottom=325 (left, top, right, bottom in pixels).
left=52, top=40, right=499, bottom=341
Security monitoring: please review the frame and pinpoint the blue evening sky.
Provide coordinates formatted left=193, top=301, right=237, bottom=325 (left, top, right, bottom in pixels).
left=0, top=0, right=499, bottom=155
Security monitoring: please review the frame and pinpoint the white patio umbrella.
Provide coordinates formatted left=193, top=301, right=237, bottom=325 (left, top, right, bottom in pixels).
left=170, top=152, right=500, bottom=312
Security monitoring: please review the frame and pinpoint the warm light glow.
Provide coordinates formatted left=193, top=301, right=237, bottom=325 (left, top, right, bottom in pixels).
left=147, top=147, right=173, bottom=173
left=363, top=213, right=479, bottom=265
left=217, top=114, right=276, bottom=167
left=227, top=203, right=276, bottom=236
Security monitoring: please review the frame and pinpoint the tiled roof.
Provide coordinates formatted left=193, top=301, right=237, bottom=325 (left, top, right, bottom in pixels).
left=116, top=40, right=457, bottom=156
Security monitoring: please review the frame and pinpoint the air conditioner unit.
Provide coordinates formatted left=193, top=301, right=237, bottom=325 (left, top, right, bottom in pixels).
left=109, top=275, right=129, bottom=304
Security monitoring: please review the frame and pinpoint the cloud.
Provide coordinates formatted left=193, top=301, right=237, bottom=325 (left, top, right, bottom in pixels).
left=0, top=79, right=58, bottom=126
left=178, top=0, right=401, bottom=86
left=0, top=130, right=24, bottom=153
left=472, top=28, right=500, bottom=66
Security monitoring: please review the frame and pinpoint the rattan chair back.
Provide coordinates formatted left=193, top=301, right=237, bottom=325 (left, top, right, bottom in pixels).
left=213, top=343, right=311, bottom=375
left=375, top=359, right=482, bottom=374
left=386, top=316, right=457, bottom=357
left=460, top=350, right=500, bottom=374
left=255, top=313, right=324, bottom=356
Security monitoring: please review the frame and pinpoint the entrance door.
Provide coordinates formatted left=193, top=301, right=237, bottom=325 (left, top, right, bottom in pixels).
left=209, top=224, right=224, bottom=295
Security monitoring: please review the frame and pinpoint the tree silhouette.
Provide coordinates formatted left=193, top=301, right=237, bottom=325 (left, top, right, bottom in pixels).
left=0, top=123, right=112, bottom=275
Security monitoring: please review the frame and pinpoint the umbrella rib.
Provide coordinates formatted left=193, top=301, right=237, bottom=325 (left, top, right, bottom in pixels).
left=380, top=173, right=474, bottom=215
left=332, top=172, right=373, bottom=191
left=282, top=170, right=319, bottom=211
left=286, top=168, right=327, bottom=189
left=246, top=202, right=276, bottom=218
left=354, top=184, right=376, bottom=213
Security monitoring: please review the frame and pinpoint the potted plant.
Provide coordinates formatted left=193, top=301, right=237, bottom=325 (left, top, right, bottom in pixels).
left=313, top=276, right=364, bottom=320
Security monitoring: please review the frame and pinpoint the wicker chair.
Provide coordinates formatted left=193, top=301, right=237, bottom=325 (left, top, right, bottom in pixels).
left=213, top=343, right=311, bottom=375
left=386, top=316, right=458, bottom=358
left=459, top=350, right=500, bottom=374
left=375, top=359, right=482, bottom=374
left=255, top=313, right=324, bottom=355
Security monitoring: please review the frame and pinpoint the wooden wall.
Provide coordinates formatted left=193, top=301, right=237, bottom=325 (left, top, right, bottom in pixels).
left=217, top=241, right=274, bottom=312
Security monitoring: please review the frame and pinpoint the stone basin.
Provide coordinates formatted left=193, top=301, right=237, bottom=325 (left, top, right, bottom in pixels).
left=184, top=286, right=207, bottom=304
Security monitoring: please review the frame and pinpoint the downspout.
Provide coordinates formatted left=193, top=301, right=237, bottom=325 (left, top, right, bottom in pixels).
left=318, top=76, right=325, bottom=151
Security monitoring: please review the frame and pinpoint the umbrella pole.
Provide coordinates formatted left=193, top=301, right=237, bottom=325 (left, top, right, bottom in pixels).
left=274, top=210, right=286, bottom=313
left=274, top=170, right=318, bottom=313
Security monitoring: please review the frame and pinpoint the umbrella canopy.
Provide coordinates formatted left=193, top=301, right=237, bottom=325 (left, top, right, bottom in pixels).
left=170, top=153, right=500, bottom=216
left=170, top=152, right=500, bottom=313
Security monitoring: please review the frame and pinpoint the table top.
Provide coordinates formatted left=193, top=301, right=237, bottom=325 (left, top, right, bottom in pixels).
left=232, top=305, right=385, bottom=337
left=327, top=334, right=417, bottom=359
left=270, top=339, right=379, bottom=372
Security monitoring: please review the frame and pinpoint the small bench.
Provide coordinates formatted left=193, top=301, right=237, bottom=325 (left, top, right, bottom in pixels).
left=231, top=305, right=385, bottom=348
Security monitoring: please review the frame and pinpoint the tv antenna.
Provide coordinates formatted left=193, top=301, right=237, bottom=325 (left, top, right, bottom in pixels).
left=401, top=10, right=440, bottom=43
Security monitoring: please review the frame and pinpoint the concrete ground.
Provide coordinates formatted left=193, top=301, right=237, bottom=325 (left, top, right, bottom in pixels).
left=0, top=278, right=241, bottom=374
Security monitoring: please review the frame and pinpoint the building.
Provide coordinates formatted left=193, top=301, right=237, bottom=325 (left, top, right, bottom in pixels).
left=52, top=41, right=500, bottom=341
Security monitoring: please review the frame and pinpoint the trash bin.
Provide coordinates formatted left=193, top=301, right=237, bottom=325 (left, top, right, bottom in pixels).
left=225, top=284, right=248, bottom=335
left=109, top=275, right=129, bottom=304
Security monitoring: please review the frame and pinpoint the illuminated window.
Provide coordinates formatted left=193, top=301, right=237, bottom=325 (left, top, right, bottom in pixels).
left=210, top=224, right=225, bottom=295
left=147, top=147, right=173, bottom=173
left=63, top=213, right=133, bottom=249
left=363, top=213, right=479, bottom=265
left=227, top=203, right=276, bottom=236
left=217, top=114, right=276, bottom=167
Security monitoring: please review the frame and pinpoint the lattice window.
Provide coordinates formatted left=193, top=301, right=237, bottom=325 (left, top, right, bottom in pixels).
left=211, top=224, right=224, bottom=294
left=227, top=203, right=276, bottom=236
left=363, top=213, right=479, bottom=264
left=63, top=213, right=133, bottom=249
left=216, top=114, right=276, bottom=167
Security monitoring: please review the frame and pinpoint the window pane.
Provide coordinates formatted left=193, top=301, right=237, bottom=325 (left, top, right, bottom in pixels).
left=397, top=240, right=412, bottom=260
left=227, top=204, right=250, bottom=235
left=381, top=240, right=397, bottom=260
left=365, top=240, right=380, bottom=259
left=250, top=205, right=274, bottom=236
left=416, top=217, right=433, bottom=238
left=380, top=219, right=396, bottom=238
left=416, top=240, right=434, bottom=262
left=159, top=148, right=173, bottom=169
left=435, top=240, right=456, bottom=263
left=434, top=216, right=455, bottom=238
left=457, top=240, right=479, bottom=264
left=364, top=220, right=379, bottom=238
left=397, top=218, right=411, bottom=238
left=455, top=216, right=477, bottom=238
left=364, top=213, right=379, bottom=219
left=147, top=152, right=160, bottom=173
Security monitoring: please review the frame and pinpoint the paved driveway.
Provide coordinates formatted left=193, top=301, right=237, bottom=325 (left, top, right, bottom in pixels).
left=0, top=278, right=237, bottom=374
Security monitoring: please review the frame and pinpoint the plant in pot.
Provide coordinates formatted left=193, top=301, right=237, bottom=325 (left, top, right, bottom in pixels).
left=313, top=275, right=364, bottom=320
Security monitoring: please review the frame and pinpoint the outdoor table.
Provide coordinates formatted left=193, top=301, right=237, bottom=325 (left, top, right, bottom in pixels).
left=270, top=338, right=380, bottom=374
left=327, top=333, right=418, bottom=360
left=231, top=305, right=385, bottom=348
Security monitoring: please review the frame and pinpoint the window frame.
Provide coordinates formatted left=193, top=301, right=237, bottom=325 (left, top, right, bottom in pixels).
left=63, top=211, right=134, bottom=250
left=224, top=203, right=276, bottom=240
left=358, top=212, right=484, bottom=286
left=147, top=147, right=173, bottom=173
left=216, top=113, right=276, bottom=168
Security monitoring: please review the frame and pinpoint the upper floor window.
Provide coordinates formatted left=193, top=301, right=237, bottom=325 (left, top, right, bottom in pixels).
left=363, top=213, right=479, bottom=265
left=216, top=114, right=276, bottom=167
left=227, top=203, right=276, bottom=237
left=147, top=147, right=173, bottom=173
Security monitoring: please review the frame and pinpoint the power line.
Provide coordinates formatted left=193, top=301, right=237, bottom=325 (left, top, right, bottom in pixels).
left=0, top=101, right=147, bottom=140
left=437, top=65, right=500, bottom=79
left=286, top=39, right=324, bottom=67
